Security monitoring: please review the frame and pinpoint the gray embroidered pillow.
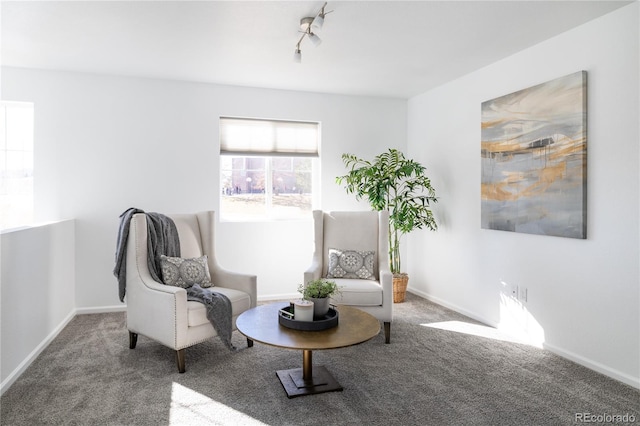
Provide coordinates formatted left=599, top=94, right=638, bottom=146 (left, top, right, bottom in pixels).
left=326, top=248, right=376, bottom=280
left=160, top=255, right=212, bottom=288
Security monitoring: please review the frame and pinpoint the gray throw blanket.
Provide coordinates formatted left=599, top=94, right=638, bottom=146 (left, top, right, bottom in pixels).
left=113, top=208, right=180, bottom=302
left=113, top=208, right=236, bottom=351
left=187, top=284, right=237, bottom=351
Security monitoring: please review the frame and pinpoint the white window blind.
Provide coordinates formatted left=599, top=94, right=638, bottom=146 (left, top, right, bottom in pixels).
left=220, top=117, right=319, bottom=157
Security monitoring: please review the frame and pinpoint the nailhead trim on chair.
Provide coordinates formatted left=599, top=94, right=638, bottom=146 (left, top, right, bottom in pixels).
left=173, top=297, right=178, bottom=349
left=132, top=217, right=182, bottom=351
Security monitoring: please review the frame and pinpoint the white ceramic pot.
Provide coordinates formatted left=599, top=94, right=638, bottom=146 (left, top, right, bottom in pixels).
left=293, top=299, right=314, bottom=322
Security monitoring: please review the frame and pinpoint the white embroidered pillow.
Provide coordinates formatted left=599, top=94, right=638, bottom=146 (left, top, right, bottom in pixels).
left=326, top=248, right=376, bottom=280
left=160, top=255, right=212, bottom=288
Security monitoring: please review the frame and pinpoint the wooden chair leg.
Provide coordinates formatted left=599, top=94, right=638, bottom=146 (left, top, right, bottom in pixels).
left=247, top=338, right=254, bottom=348
left=129, top=331, right=138, bottom=349
left=384, top=322, right=391, bottom=344
left=176, top=349, right=186, bottom=373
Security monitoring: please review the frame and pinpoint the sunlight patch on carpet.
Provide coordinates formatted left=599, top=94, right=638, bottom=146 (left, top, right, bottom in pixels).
left=421, top=320, right=542, bottom=347
left=170, top=382, right=267, bottom=425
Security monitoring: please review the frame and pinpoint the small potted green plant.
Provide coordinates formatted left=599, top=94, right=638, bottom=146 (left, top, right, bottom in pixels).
left=298, top=279, right=341, bottom=318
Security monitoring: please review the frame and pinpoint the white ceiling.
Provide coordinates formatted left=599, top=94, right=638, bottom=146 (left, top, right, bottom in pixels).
left=1, top=1, right=632, bottom=99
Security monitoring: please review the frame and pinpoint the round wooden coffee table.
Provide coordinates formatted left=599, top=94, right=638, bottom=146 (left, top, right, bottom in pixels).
left=236, top=303, right=380, bottom=398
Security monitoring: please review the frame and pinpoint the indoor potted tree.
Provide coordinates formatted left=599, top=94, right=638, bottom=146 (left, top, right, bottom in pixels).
left=336, top=148, right=438, bottom=302
left=298, top=278, right=341, bottom=318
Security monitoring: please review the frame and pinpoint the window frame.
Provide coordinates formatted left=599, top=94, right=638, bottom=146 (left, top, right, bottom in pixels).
left=1, top=101, right=35, bottom=231
left=219, top=116, right=320, bottom=222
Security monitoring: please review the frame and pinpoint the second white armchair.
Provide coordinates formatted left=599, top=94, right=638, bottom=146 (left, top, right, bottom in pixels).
left=304, top=210, right=393, bottom=343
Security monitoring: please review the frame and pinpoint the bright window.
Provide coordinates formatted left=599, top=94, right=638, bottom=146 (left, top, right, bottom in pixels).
left=219, top=117, right=319, bottom=221
left=0, top=101, right=34, bottom=230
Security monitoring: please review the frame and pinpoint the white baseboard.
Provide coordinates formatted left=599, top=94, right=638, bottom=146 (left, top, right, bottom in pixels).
left=76, top=305, right=127, bottom=314
left=543, top=342, right=640, bottom=390
left=258, top=292, right=298, bottom=302
left=78, top=298, right=295, bottom=311
left=408, top=287, right=640, bottom=390
left=409, top=287, right=500, bottom=328
left=0, top=309, right=76, bottom=396
left=1, top=305, right=127, bottom=395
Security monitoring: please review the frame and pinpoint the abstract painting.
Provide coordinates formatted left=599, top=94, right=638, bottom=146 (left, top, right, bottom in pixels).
left=481, top=71, right=587, bottom=239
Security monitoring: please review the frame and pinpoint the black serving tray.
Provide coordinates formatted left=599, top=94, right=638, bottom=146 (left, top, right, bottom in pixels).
left=278, top=305, right=339, bottom=331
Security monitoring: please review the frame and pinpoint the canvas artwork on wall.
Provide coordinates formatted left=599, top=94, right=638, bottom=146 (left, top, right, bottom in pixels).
left=481, top=71, right=587, bottom=239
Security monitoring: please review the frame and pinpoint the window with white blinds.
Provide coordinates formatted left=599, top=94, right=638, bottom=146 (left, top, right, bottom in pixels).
left=219, top=117, right=319, bottom=157
left=219, top=117, right=319, bottom=221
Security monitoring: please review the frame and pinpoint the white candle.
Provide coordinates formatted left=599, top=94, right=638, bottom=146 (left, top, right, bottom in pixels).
left=294, top=299, right=314, bottom=322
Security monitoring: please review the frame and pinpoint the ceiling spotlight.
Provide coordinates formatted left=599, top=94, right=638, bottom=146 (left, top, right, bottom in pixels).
left=308, top=32, right=322, bottom=47
left=312, top=14, right=324, bottom=31
left=293, top=2, right=332, bottom=63
left=311, top=3, right=327, bottom=31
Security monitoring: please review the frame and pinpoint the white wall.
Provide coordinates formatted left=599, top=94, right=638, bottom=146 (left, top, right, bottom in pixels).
left=1, top=68, right=406, bottom=306
left=1, top=220, right=76, bottom=391
left=407, top=3, right=639, bottom=388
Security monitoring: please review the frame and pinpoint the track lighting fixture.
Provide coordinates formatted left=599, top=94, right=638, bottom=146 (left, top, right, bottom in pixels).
left=294, top=2, right=332, bottom=63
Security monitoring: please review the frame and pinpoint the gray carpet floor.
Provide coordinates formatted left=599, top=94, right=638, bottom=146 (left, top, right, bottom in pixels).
left=1, top=293, right=638, bottom=425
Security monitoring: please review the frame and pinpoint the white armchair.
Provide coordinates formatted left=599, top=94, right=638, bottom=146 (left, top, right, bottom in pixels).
left=125, top=211, right=257, bottom=373
left=304, top=210, right=393, bottom=343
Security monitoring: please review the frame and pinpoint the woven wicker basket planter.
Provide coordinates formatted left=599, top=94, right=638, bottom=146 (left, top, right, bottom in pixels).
left=393, top=274, right=409, bottom=303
